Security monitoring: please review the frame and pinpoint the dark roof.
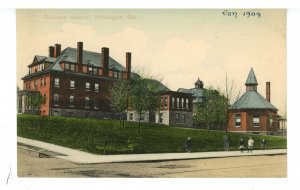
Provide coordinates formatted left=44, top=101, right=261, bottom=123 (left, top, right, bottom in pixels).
left=160, top=90, right=193, bottom=97
left=229, top=90, right=277, bottom=111
left=194, top=78, right=203, bottom=86
left=50, top=47, right=126, bottom=72
left=146, top=79, right=170, bottom=92
left=245, top=67, right=258, bottom=85
left=177, top=87, right=205, bottom=103
left=23, top=47, right=127, bottom=79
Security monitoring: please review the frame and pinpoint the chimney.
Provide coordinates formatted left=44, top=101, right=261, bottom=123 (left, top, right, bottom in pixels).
left=126, top=52, right=131, bottom=80
left=49, top=46, right=54, bottom=57
left=54, top=44, right=61, bottom=58
left=266, top=82, right=271, bottom=102
left=101, top=47, right=109, bottom=77
left=77, top=42, right=83, bottom=72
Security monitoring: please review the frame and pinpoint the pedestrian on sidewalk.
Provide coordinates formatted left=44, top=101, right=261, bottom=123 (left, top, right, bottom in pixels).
left=185, top=137, right=192, bottom=152
left=248, top=136, right=254, bottom=153
left=261, top=138, right=267, bottom=150
left=223, top=134, right=229, bottom=151
left=239, top=138, right=245, bottom=153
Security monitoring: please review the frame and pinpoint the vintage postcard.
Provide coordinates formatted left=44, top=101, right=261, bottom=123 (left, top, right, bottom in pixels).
left=16, top=9, right=286, bottom=179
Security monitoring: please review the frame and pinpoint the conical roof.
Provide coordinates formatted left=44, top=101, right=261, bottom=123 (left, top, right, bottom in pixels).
left=245, top=68, right=258, bottom=85
left=229, top=90, right=277, bottom=111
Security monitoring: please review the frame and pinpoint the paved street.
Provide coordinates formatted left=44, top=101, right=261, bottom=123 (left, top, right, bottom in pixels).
left=18, top=147, right=287, bottom=178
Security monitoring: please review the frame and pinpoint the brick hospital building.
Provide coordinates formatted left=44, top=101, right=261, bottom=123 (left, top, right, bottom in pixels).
left=19, top=42, right=132, bottom=118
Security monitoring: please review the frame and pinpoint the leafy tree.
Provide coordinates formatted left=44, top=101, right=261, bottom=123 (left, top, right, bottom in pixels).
left=128, top=74, right=162, bottom=134
left=194, top=87, right=228, bottom=132
left=24, top=91, right=45, bottom=114
left=109, top=79, right=129, bottom=129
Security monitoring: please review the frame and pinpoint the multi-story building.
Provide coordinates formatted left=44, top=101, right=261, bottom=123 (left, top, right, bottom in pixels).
left=127, top=91, right=194, bottom=128
left=227, top=68, right=278, bottom=134
left=19, top=42, right=131, bottom=118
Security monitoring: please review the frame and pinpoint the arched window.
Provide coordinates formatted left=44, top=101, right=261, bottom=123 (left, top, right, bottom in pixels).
left=54, top=94, right=59, bottom=106
left=85, top=97, right=90, bottom=108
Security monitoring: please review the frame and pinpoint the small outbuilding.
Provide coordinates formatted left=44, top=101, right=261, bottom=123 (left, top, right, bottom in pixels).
left=227, top=68, right=278, bottom=134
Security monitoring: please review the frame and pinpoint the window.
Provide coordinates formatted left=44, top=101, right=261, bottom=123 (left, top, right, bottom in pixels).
left=159, top=113, right=163, bottom=123
left=164, top=97, right=168, bottom=109
left=34, top=80, right=37, bottom=90
left=40, top=79, right=43, bottom=87
left=172, top=97, right=175, bottom=108
left=93, top=68, right=97, bottom=75
left=95, top=83, right=99, bottom=92
left=85, top=97, right=90, bottom=108
left=114, top=71, right=118, bottom=78
left=53, top=111, right=59, bottom=116
left=176, top=113, right=180, bottom=123
left=54, top=94, right=59, bottom=106
left=70, top=95, right=74, bottom=103
left=43, top=78, right=46, bottom=87
left=85, top=82, right=90, bottom=90
left=94, top=99, right=99, bottom=109
left=88, top=67, right=93, bottom=75
left=70, top=64, right=75, bottom=71
left=181, top=114, right=186, bottom=124
left=65, top=63, right=70, bottom=70
left=253, top=114, right=260, bottom=127
left=70, top=80, right=75, bottom=89
left=160, top=97, right=164, bottom=108
left=42, top=63, right=45, bottom=71
left=129, top=113, right=133, bottom=121
left=54, top=78, right=59, bottom=87
left=177, top=98, right=180, bottom=108
left=181, top=98, right=185, bottom=109
left=43, top=94, right=46, bottom=104
left=235, top=114, right=241, bottom=127
left=269, top=115, right=273, bottom=128
left=186, top=99, right=189, bottom=109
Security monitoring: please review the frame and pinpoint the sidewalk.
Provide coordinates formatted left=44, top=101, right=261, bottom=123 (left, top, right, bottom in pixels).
left=17, top=137, right=287, bottom=164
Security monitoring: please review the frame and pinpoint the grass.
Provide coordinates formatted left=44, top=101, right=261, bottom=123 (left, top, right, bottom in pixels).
left=17, top=114, right=287, bottom=155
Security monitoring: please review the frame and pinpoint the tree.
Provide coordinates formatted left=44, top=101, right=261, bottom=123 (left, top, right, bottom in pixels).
left=109, top=79, right=129, bottom=129
left=223, top=72, right=241, bottom=133
left=194, top=87, right=227, bottom=132
left=24, top=91, right=45, bottom=114
left=128, top=74, right=162, bottom=134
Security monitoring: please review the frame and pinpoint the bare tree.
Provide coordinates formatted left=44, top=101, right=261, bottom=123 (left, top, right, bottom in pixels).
left=223, top=72, right=241, bottom=133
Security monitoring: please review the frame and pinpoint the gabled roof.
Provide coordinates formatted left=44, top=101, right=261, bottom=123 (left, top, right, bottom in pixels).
left=32, top=55, right=55, bottom=65
left=229, top=90, right=277, bottom=111
left=245, top=67, right=258, bottom=85
left=49, top=47, right=126, bottom=72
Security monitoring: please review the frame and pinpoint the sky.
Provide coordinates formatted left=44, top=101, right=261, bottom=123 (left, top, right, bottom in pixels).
left=16, top=9, right=286, bottom=115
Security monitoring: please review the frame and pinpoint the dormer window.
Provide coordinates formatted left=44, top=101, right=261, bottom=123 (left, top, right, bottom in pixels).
left=88, top=67, right=93, bottom=75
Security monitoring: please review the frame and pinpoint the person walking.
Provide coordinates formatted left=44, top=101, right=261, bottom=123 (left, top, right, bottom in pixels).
left=223, top=134, right=229, bottom=151
left=248, top=136, right=254, bottom=153
left=261, top=138, right=267, bottom=150
left=185, top=137, right=192, bottom=152
left=239, top=138, right=245, bottom=153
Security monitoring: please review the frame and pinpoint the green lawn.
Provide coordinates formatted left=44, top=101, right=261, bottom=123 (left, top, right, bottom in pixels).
left=17, top=114, right=287, bottom=155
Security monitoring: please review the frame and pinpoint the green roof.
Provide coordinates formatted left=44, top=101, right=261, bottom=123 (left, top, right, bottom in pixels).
left=245, top=67, right=258, bottom=85
left=229, top=90, right=277, bottom=111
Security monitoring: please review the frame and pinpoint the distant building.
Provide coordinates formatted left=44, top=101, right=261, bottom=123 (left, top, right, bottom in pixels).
left=19, top=42, right=131, bottom=119
left=177, top=78, right=205, bottom=107
left=127, top=91, right=193, bottom=128
left=227, top=68, right=278, bottom=134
